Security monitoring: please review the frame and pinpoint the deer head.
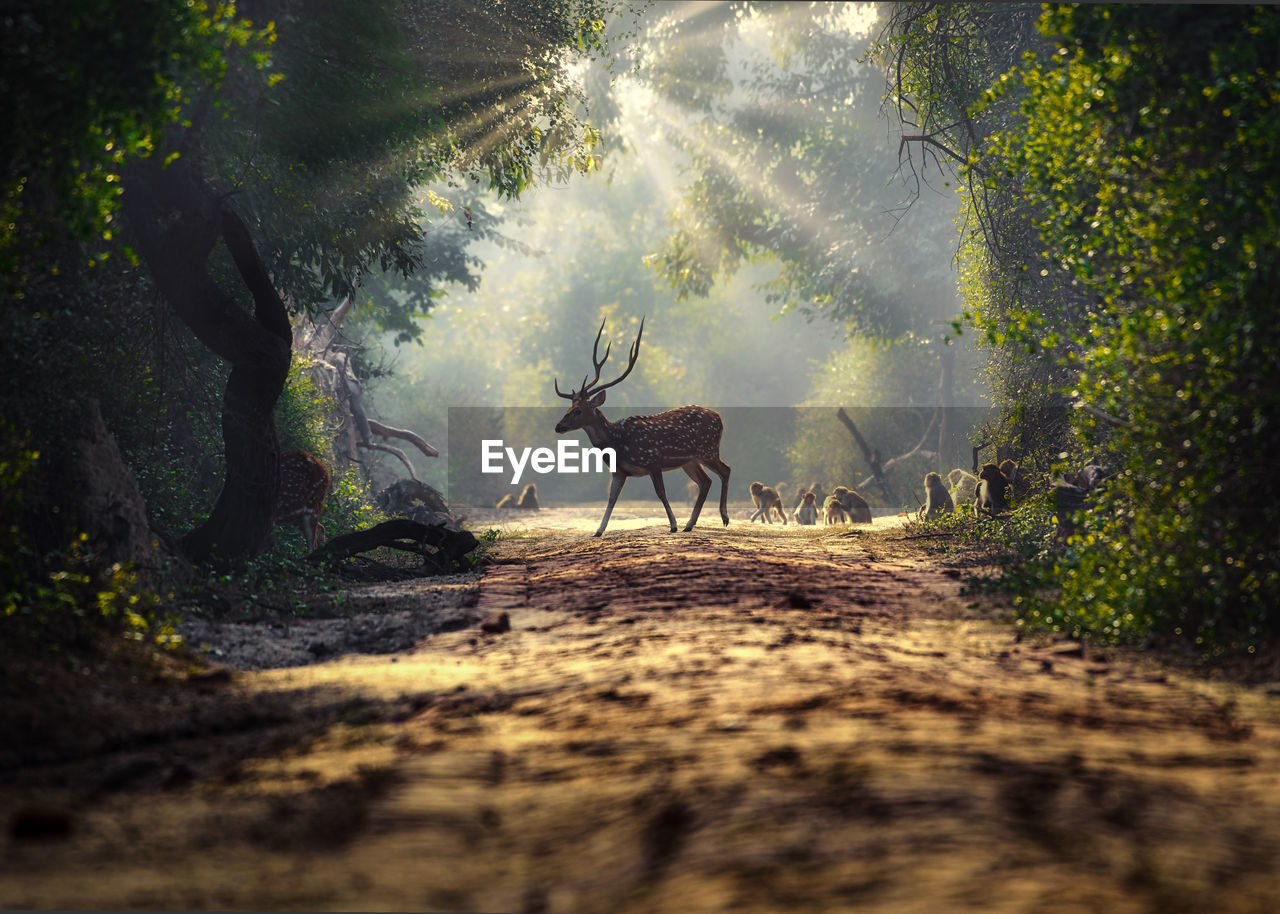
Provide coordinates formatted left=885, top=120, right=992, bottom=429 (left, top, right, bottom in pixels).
left=553, top=317, right=644, bottom=434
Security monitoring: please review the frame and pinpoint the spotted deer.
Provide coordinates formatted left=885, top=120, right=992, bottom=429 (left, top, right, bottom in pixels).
left=553, top=318, right=731, bottom=537
left=274, top=449, right=330, bottom=550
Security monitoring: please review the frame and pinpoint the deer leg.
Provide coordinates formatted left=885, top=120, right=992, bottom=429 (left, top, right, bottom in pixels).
left=703, top=456, right=732, bottom=526
left=649, top=469, right=678, bottom=532
left=682, top=461, right=711, bottom=531
left=595, top=473, right=628, bottom=537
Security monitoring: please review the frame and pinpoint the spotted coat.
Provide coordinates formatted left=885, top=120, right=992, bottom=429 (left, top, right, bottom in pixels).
left=596, top=406, right=725, bottom=476
left=274, top=449, right=330, bottom=550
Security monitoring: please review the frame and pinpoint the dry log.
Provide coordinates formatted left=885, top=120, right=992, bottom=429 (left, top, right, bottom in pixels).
left=307, top=519, right=479, bottom=573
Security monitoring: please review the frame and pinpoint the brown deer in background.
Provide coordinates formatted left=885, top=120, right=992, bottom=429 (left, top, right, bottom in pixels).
left=554, top=318, right=731, bottom=537
left=274, top=449, right=330, bottom=550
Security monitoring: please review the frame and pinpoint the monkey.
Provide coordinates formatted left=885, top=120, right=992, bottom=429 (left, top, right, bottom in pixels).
left=974, top=463, right=1011, bottom=517
left=516, top=482, right=540, bottom=510
left=923, top=471, right=955, bottom=518
left=947, top=468, right=979, bottom=507
left=823, top=495, right=848, bottom=525
left=749, top=481, right=788, bottom=524
left=1052, top=478, right=1088, bottom=541
left=998, top=459, right=1027, bottom=501
left=831, top=485, right=873, bottom=524
left=1080, top=463, right=1112, bottom=491
left=809, top=482, right=827, bottom=509
left=1053, top=463, right=1114, bottom=540
left=495, top=493, right=518, bottom=509
left=793, top=490, right=819, bottom=525
left=686, top=478, right=700, bottom=504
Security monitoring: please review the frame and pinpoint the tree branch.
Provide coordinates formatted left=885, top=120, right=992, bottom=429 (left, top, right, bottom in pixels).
left=898, top=133, right=968, bottom=167
left=1073, top=398, right=1133, bottom=430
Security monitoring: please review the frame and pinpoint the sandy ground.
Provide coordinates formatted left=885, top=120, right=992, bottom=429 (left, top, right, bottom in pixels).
left=3, top=501, right=1280, bottom=912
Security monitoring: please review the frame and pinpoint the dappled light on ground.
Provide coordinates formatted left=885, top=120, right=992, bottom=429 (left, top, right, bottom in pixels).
left=3, top=509, right=1279, bottom=912
left=464, top=498, right=910, bottom=533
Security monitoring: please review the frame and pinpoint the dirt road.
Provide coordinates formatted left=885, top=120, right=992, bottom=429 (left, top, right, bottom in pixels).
left=4, top=506, right=1280, bottom=912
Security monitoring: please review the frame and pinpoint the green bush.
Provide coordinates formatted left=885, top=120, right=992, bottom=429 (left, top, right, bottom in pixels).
left=276, top=351, right=335, bottom=457
left=993, top=6, right=1280, bottom=648
left=1, top=437, right=176, bottom=651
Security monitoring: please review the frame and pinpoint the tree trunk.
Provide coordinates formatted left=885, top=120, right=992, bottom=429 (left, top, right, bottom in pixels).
left=122, top=155, right=292, bottom=562
left=937, top=344, right=955, bottom=470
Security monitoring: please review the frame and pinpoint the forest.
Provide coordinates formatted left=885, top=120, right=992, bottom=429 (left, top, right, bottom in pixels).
left=3, top=2, right=1279, bottom=911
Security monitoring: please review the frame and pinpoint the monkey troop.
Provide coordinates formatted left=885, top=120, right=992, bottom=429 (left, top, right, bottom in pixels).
left=496, top=483, right=540, bottom=510
left=779, top=482, right=874, bottom=525
left=926, top=460, right=1022, bottom=519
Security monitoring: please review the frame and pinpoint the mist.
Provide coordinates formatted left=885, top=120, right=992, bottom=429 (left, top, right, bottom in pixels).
left=362, top=2, right=987, bottom=499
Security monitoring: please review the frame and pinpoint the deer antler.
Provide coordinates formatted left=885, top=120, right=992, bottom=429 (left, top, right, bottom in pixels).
left=583, top=317, right=644, bottom=397
left=554, top=317, right=645, bottom=400
left=586, top=319, right=612, bottom=390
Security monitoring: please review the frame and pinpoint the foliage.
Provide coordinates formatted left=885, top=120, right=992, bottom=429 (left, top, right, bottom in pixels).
left=275, top=352, right=336, bottom=458
left=1002, top=5, right=1280, bottom=647
left=209, top=0, right=619, bottom=315
left=325, top=465, right=383, bottom=540
left=4, top=0, right=631, bottom=568
left=885, top=3, right=1280, bottom=648
left=0, top=0, right=273, bottom=287
left=876, top=2, right=1082, bottom=469
left=0, top=244, right=231, bottom=541
left=635, top=2, right=962, bottom=339
left=902, top=491, right=1057, bottom=565
left=786, top=333, right=987, bottom=508
left=1, top=438, right=177, bottom=651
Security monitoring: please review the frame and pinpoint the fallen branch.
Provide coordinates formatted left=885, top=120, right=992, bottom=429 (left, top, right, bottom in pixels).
left=308, top=519, right=479, bottom=573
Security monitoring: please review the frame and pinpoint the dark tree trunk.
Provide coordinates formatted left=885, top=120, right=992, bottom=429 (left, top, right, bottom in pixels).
left=122, top=155, right=292, bottom=562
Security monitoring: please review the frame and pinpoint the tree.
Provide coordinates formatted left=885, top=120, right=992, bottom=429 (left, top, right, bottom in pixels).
left=874, top=2, right=1089, bottom=477
left=7, top=0, right=619, bottom=562
left=0, top=0, right=250, bottom=286
left=1003, top=5, right=1280, bottom=643
left=881, top=3, right=1280, bottom=645
left=637, top=2, right=961, bottom=339
left=623, top=2, right=978, bottom=482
